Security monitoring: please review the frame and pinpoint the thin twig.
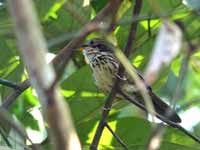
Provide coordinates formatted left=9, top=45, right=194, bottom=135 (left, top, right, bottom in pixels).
left=147, top=16, right=152, bottom=37
left=105, top=123, right=128, bottom=150
left=90, top=90, right=118, bottom=150
left=90, top=1, right=143, bottom=149
left=114, top=47, right=156, bottom=119
left=0, top=127, right=12, bottom=147
left=0, top=78, right=21, bottom=90
left=7, top=133, right=34, bottom=150
left=2, top=80, right=30, bottom=109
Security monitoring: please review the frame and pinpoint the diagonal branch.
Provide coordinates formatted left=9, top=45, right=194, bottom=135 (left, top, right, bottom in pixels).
left=105, top=123, right=128, bottom=150
left=0, top=78, right=21, bottom=90
left=2, top=80, right=30, bottom=109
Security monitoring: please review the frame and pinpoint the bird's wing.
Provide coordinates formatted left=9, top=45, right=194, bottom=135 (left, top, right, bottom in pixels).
left=116, top=69, right=181, bottom=123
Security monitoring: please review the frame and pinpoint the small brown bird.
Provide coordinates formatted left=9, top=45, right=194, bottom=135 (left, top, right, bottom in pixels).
left=82, top=38, right=181, bottom=124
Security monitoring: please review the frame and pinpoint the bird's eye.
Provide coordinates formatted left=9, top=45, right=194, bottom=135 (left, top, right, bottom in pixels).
left=89, top=40, right=94, bottom=45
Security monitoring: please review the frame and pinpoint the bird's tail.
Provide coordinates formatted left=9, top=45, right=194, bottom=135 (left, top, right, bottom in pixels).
left=148, top=92, right=181, bottom=123
left=119, top=90, right=181, bottom=123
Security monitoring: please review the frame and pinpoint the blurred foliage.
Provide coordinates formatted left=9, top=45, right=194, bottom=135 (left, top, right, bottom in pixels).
left=0, top=0, right=200, bottom=149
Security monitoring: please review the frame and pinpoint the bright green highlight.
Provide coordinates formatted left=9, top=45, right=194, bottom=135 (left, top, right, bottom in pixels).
left=61, top=90, right=104, bottom=98
left=86, top=121, right=117, bottom=146
left=132, top=55, right=144, bottom=67
left=44, top=0, right=66, bottom=21
left=139, top=19, right=160, bottom=30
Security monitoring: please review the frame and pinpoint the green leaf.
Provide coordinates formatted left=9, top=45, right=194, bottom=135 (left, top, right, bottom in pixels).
left=61, top=66, right=96, bottom=92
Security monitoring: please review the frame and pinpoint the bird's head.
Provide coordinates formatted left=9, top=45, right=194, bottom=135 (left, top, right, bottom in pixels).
left=81, top=38, right=115, bottom=54
left=80, top=38, right=115, bottom=63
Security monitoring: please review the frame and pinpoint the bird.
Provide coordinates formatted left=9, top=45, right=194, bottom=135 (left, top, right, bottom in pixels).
left=81, top=38, right=181, bottom=124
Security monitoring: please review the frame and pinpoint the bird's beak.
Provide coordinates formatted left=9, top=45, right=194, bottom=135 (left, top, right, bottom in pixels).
left=79, top=47, right=84, bottom=51
left=79, top=44, right=89, bottom=52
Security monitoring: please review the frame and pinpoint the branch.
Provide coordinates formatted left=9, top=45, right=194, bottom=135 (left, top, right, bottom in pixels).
left=90, top=90, right=118, bottom=150
left=2, top=80, right=30, bottom=109
left=8, top=0, right=81, bottom=149
left=90, top=0, right=143, bottom=149
left=0, top=127, right=12, bottom=147
left=124, top=0, right=143, bottom=56
left=0, top=78, right=21, bottom=90
left=114, top=47, right=156, bottom=120
left=105, top=123, right=128, bottom=150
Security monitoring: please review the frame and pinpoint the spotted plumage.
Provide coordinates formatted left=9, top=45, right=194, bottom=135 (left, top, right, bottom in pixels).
left=82, top=38, right=181, bottom=123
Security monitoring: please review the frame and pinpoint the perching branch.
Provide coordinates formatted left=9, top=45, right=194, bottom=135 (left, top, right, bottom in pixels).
left=8, top=0, right=81, bottom=150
